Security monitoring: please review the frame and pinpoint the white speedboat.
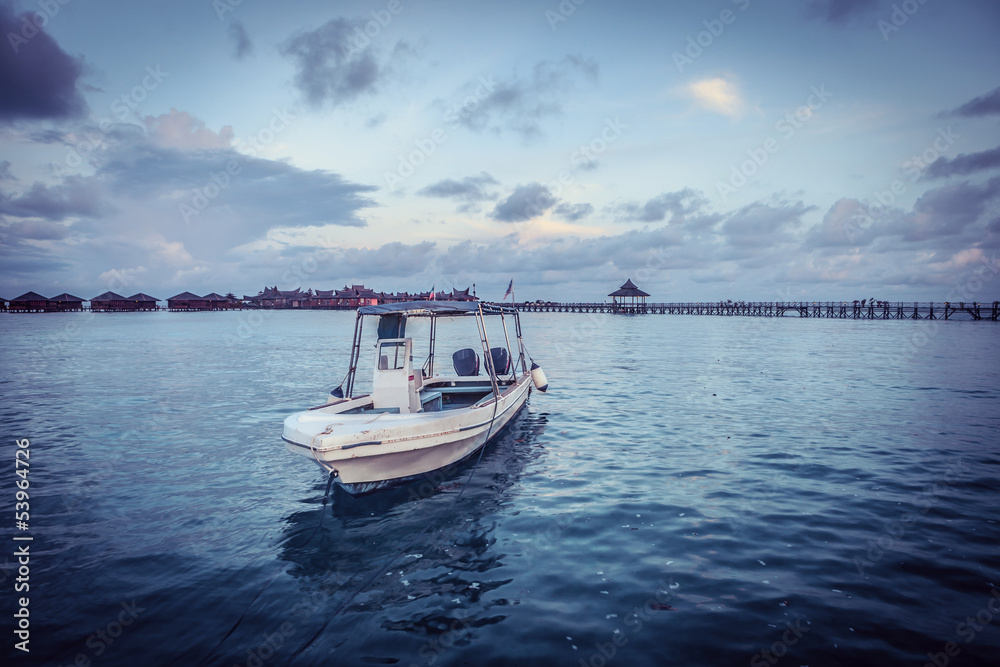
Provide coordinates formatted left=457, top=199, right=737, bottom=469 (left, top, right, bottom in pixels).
left=282, top=301, right=548, bottom=495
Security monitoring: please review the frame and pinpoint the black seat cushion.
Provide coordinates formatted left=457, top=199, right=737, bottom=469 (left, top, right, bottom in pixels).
left=453, top=348, right=480, bottom=376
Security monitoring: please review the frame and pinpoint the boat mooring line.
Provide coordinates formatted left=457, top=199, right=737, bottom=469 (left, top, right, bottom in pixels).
left=282, top=391, right=504, bottom=665
left=200, top=474, right=337, bottom=666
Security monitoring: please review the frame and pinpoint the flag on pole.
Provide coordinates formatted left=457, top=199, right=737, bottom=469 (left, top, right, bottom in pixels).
left=429, top=284, right=436, bottom=300
left=503, top=279, right=513, bottom=301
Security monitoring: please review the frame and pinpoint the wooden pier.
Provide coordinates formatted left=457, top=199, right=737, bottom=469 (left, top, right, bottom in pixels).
left=513, top=301, right=1000, bottom=321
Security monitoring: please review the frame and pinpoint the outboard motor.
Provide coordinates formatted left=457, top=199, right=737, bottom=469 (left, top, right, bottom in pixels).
left=453, top=348, right=480, bottom=376
left=489, top=347, right=510, bottom=376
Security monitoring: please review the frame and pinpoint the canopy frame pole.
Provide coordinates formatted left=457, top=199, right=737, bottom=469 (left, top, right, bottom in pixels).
left=498, top=310, right=516, bottom=381
left=345, top=310, right=364, bottom=398
left=475, top=304, right=500, bottom=399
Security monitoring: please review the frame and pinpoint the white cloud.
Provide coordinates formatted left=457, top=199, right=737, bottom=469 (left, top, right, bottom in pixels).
left=684, top=77, right=746, bottom=118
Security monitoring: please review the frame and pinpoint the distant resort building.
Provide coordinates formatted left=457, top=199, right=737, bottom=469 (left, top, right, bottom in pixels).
left=203, top=293, right=238, bottom=310
left=127, top=293, right=160, bottom=311
left=609, top=278, right=650, bottom=313
left=168, top=292, right=209, bottom=311
left=90, top=291, right=131, bottom=312
left=332, top=285, right=380, bottom=308
left=48, top=293, right=86, bottom=312
left=442, top=287, right=476, bottom=301
left=243, top=287, right=308, bottom=309
left=10, top=291, right=50, bottom=312
left=3, top=283, right=479, bottom=313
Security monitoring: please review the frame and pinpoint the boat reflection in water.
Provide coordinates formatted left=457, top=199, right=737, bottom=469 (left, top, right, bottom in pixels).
left=275, top=409, right=549, bottom=664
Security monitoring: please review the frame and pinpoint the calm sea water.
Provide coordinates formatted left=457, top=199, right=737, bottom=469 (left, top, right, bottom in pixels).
left=1, top=310, right=998, bottom=666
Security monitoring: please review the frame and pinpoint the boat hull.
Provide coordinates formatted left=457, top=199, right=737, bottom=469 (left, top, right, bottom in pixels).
left=283, top=373, right=532, bottom=494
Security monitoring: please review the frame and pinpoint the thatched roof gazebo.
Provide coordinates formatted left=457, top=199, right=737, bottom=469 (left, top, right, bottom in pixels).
left=609, top=278, right=650, bottom=313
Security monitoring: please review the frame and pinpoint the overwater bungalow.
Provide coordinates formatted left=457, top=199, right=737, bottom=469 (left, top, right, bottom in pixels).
left=91, top=291, right=131, bottom=312
left=331, top=284, right=380, bottom=307
left=167, top=292, right=209, bottom=311
left=10, top=291, right=49, bottom=312
left=311, top=289, right=336, bottom=308
left=126, top=293, right=160, bottom=311
left=202, top=293, right=234, bottom=310
left=48, top=293, right=86, bottom=312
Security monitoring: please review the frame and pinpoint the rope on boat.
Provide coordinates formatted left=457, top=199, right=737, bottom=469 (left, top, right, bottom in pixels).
left=308, top=424, right=338, bottom=475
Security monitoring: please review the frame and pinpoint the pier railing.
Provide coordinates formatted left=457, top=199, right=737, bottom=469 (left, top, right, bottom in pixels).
left=509, top=301, right=1000, bottom=321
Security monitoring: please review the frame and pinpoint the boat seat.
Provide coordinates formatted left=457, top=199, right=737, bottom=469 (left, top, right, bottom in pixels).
left=452, top=348, right=479, bottom=376
left=420, top=389, right=443, bottom=412
left=488, top=347, right=510, bottom=376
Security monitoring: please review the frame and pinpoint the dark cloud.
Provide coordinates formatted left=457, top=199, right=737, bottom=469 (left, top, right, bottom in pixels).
left=802, top=197, right=878, bottom=248
left=490, top=183, right=557, bottom=222
left=280, top=17, right=405, bottom=108
left=0, top=112, right=379, bottom=297
left=454, top=55, right=598, bottom=138
left=438, top=224, right=692, bottom=278
left=228, top=21, right=255, bottom=60
left=805, top=0, right=879, bottom=23
left=891, top=178, right=1000, bottom=243
left=805, top=179, right=1000, bottom=252
left=947, top=87, right=1000, bottom=118
left=722, top=200, right=812, bottom=250
left=0, top=5, right=87, bottom=123
left=553, top=202, right=593, bottom=222
left=417, top=173, right=498, bottom=212
left=0, top=160, right=16, bottom=181
left=95, top=139, right=376, bottom=234
left=0, top=176, right=103, bottom=221
left=24, top=128, right=69, bottom=144
left=924, top=146, right=1000, bottom=179
left=612, top=189, right=708, bottom=223
left=1, top=219, right=69, bottom=241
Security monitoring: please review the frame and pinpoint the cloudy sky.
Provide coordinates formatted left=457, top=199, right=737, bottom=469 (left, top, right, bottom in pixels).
left=1, top=0, right=998, bottom=302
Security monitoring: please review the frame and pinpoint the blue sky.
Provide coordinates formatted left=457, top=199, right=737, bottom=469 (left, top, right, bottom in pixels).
left=1, top=0, right=998, bottom=302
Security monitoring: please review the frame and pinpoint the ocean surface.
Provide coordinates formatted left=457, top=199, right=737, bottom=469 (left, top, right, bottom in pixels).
left=1, top=310, right=998, bottom=666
